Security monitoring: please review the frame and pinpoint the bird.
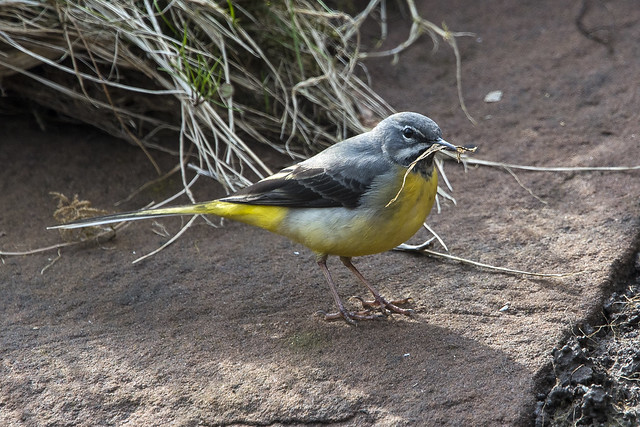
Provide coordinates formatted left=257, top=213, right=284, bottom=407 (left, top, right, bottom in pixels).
left=49, top=112, right=467, bottom=324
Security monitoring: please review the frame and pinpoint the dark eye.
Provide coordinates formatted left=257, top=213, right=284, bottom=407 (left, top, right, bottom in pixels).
left=402, top=127, right=415, bottom=139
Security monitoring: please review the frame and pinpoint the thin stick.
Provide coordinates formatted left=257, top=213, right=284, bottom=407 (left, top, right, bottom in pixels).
left=423, top=223, right=448, bottom=252
left=465, top=158, right=640, bottom=172
left=419, top=248, right=581, bottom=278
left=40, top=249, right=62, bottom=275
left=132, top=215, right=198, bottom=264
left=504, top=167, right=548, bottom=205
left=385, top=145, right=444, bottom=207
left=1, top=242, right=77, bottom=257
left=386, top=144, right=474, bottom=208
left=0, top=223, right=129, bottom=257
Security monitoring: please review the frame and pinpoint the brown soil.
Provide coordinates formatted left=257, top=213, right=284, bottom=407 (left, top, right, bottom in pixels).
left=2, top=0, right=639, bottom=425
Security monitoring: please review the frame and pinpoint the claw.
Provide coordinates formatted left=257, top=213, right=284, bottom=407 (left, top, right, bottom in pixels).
left=352, top=295, right=414, bottom=316
left=316, top=255, right=415, bottom=325
left=318, top=309, right=384, bottom=324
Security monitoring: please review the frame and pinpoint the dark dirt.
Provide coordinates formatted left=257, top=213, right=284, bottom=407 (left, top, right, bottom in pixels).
left=535, top=259, right=640, bottom=426
left=2, top=0, right=640, bottom=425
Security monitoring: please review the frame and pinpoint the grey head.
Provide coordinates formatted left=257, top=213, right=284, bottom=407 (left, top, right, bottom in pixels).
left=375, top=112, right=455, bottom=170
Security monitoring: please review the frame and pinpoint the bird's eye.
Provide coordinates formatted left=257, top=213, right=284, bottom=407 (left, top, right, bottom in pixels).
left=402, top=127, right=415, bottom=139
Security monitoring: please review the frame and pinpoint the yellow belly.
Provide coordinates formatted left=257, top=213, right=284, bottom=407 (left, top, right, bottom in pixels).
left=276, top=168, right=438, bottom=257
left=202, top=167, right=438, bottom=258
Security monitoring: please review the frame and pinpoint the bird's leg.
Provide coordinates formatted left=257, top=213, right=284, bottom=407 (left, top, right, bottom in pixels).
left=340, top=256, right=414, bottom=317
left=316, top=255, right=383, bottom=324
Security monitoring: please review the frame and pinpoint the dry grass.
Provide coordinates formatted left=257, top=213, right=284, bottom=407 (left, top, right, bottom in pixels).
left=0, top=0, right=473, bottom=199
left=0, top=1, right=480, bottom=260
left=50, top=192, right=110, bottom=241
left=0, top=192, right=124, bottom=257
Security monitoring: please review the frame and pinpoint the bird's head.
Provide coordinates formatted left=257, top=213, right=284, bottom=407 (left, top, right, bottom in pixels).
left=376, top=112, right=456, bottom=169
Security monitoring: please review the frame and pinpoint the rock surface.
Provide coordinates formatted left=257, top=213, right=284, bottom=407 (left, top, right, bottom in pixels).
left=2, top=0, right=640, bottom=425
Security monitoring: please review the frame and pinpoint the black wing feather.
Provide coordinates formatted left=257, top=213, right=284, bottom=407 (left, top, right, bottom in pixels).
left=219, top=166, right=370, bottom=209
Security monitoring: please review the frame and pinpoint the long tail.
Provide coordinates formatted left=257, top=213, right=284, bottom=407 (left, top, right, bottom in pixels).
left=48, top=200, right=288, bottom=234
left=47, top=201, right=223, bottom=230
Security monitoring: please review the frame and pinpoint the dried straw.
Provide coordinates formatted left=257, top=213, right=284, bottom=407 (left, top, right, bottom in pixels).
left=0, top=1, right=472, bottom=196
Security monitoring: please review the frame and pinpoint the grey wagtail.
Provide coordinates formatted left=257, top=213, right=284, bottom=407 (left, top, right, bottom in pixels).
left=49, top=112, right=469, bottom=324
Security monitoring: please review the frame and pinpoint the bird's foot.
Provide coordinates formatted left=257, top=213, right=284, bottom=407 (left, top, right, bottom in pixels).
left=317, top=309, right=385, bottom=325
left=352, top=295, right=414, bottom=317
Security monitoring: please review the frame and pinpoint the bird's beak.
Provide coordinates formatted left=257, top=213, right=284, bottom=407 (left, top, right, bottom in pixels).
left=434, top=138, right=457, bottom=151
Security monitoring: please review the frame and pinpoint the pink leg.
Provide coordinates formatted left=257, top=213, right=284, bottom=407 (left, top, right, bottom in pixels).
left=316, top=255, right=383, bottom=324
left=340, top=256, right=414, bottom=317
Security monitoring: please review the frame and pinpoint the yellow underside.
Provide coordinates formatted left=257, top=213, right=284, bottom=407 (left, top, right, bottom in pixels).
left=278, top=168, right=439, bottom=257
left=196, top=201, right=289, bottom=233
left=154, top=168, right=438, bottom=258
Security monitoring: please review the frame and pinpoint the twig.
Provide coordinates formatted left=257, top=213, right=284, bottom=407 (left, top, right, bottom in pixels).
left=386, top=145, right=444, bottom=207
left=417, top=248, right=581, bottom=278
left=465, top=158, right=640, bottom=172
left=0, top=223, right=126, bottom=257
left=1, top=241, right=77, bottom=257
left=132, top=214, right=198, bottom=263
left=504, top=167, right=548, bottom=205
left=40, top=249, right=62, bottom=275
